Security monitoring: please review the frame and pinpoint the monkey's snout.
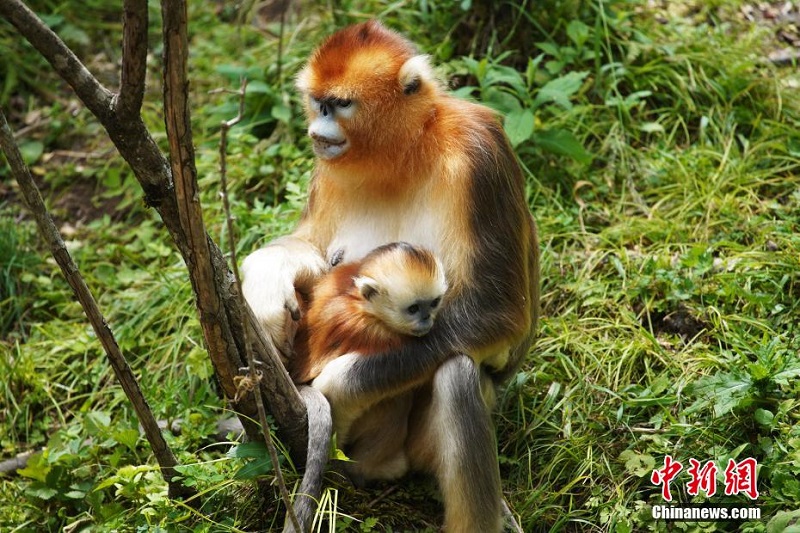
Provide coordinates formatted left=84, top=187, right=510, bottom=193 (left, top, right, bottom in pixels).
left=411, top=321, right=433, bottom=337
left=310, top=133, right=349, bottom=160
left=310, top=132, right=346, bottom=146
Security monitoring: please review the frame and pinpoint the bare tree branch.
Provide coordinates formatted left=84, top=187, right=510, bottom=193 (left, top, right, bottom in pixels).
left=1, top=0, right=311, bottom=469
left=157, top=0, right=309, bottom=457
left=0, top=0, right=174, bottom=207
left=0, top=108, right=194, bottom=500
left=218, top=78, right=302, bottom=533
left=161, top=0, right=234, bottom=391
left=118, top=0, right=149, bottom=116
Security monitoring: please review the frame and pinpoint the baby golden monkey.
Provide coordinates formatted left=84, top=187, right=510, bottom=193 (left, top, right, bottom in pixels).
left=242, top=20, right=540, bottom=533
left=291, top=242, right=447, bottom=385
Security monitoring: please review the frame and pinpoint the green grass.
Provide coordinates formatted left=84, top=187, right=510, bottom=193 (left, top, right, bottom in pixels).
left=2, top=0, right=800, bottom=531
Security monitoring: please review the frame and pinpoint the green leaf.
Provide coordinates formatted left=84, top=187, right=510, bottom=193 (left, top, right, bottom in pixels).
left=94, top=475, right=121, bottom=492
left=484, top=64, right=527, bottom=96
left=20, top=141, right=44, bottom=165
left=773, top=366, right=800, bottom=386
left=535, top=42, right=562, bottom=57
left=482, top=87, right=522, bottom=115
left=566, top=20, right=590, bottom=48
left=227, top=441, right=269, bottom=459
left=215, top=64, right=247, bottom=78
left=26, top=485, right=58, bottom=500
left=233, top=456, right=274, bottom=480
left=686, top=372, right=752, bottom=417
left=113, top=429, right=140, bottom=450
left=271, top=103, right=292, bottom=124
left=767, top=509, right=800, bottom=533
left=533, top=71, right=589, bottom=110
left=59, top=24, right=90, bottom=48
left=754, top=408, right=774, bottom=427
left=619, top=450, right=655, bottom=477
left=86, top=410, right=111, bottom=435
left=186, top=346, right=213, bottom=379
left=534, top=129, right=593, bottom=164
left=331, top=447, right=350, bottom=461
left=504, top=110, right=534, bottom=147
left=246, top=81, right=271, bottom=95
left=17, top=453, right=49, bottom=483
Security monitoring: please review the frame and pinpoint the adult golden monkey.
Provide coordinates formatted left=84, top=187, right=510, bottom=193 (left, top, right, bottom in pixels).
left=241, top=20, right=539, bottom=533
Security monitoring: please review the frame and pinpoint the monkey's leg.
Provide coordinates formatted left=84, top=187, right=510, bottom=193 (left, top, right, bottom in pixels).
left=408, top=354, right=503, bottom=533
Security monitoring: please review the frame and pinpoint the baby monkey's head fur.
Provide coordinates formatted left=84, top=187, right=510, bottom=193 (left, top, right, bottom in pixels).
left=353, top=242, right=447, bottom=337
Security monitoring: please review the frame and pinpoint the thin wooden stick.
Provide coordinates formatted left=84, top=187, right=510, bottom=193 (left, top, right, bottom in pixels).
left=3, top=0, right=311, bottom=475
left=0, top=108, right=194, bottom=500
left=217, top=78, right=302, bottom=533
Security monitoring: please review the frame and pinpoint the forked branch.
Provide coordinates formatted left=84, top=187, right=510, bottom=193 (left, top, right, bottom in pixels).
left=0, top=109, right=194, bottom=500
left=1, top=0, right=309, bottom=466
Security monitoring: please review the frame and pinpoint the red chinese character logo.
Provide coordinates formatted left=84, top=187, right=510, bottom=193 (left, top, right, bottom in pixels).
left=724, top=458, right=759, bottom=500
left=686, top=458, right=718, bottom=497
left=651, top=455, right=683, bottom=501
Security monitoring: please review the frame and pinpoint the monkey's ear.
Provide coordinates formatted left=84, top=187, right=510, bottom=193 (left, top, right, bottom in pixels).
left=296, top=66, right=312, bottom=94
left=398, top=55, right=433, bottom=95
left=354, top=276, right=380, bottom=301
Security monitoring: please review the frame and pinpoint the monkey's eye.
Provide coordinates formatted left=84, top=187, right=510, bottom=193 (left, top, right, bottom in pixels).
left=430, top=297, right=441, bottom=309
left=406, top=304, right=420, bottom=315
left=335, top=98, right=352, bottom=109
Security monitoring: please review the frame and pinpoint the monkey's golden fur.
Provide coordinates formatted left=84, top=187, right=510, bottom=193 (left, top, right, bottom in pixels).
left=291, top=243, right=446, bottom=384
left=242, top=20, right=539, bottom=533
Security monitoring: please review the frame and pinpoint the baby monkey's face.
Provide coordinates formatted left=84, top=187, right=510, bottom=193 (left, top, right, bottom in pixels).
left=353, top=242, right=448, bottom=337
left=377, top=290, right=444, bottom=337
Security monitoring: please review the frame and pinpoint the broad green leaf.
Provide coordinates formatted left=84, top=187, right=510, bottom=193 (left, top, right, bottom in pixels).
left=534, top=129, right=593, bottom=164
left=26, top=485, right=58, bottom=500
left=233, top=456, right=274, bottom=480
left=767, top=510, right=800, bottom=533
left=773, top=366, right=800, bottom=386
left=482, top=87, right=522, bottom=115
left=566, top=20, right=590, bottom=48
left=619, top=450, right=655, bottom=477
left=686, top=372, right=752, bottom=417
left=94, top=476, right=119, bottom=492
left=271, top=103, right=292, bottom=124
left=535, top=42, right=561, bottom=57
left=186, top=345, right=213, bottom=379
left=17, top=453, right=49, bottom=483
left=754, top=408, right=775, bottom=427
left=246, top=80, right=271, bottom=94
left=20, top=141, right=44, bottom=165
left=113, top=429, right=140, bottom=450
left=504, top=110, right=534, bottom=147
left=484, top=64, right=527, bottom=96
left=331, top=448, right=350, bottom=461
left=533, top=71, right=589, bottom=110
left=227, top=441, right=269, bottom=459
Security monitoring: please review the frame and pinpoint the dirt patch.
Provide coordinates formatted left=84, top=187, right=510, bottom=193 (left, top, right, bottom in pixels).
left=639, top=303, right=710, bottom=342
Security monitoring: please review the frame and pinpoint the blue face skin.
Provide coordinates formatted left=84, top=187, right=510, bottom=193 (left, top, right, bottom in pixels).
left=405, top=295, right=442, bottom=336
left=307, top=96, right=356, bottom=160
